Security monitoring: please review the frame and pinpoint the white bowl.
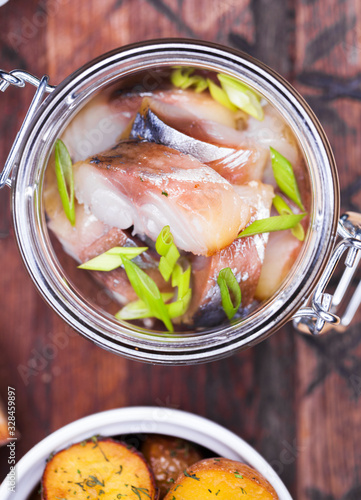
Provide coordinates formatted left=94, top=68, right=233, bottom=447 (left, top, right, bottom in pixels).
left=0, top=407, right=293, bottom=499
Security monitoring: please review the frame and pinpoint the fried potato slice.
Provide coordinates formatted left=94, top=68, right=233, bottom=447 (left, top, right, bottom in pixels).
left=141, top=435, right=203, bottom=498
left=163, top=457, right=278, bottom=500
left=42, top=437, right=158, bottom=500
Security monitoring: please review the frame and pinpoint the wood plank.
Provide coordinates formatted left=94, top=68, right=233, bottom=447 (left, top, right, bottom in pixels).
left=1, top=1, right=361, bottom=499
left=295, top=0, right=361, bottom=498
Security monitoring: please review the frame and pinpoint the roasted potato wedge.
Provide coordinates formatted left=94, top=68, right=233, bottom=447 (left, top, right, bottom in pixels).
left=141, top=435, right=203, bottom=498
left=42, top=437, right=158, bottom=500
left=163, top=457, right=278, bottom=499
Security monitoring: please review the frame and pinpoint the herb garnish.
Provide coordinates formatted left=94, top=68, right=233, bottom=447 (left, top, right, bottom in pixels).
left=170, top=68, right=264, bottom=119
left=156, top=225, right=180, bottom=281
left=217, top=73, right=264, bottom=120
left=270, top=147, right=304, bottom=211
left=78, top=246, right=148, bottom=272
left=115, top=227, right=192, bottom=326
left=238, top=213, right=306, bottom=238
left=171, top=67, right=208, bottom=92
left=183, top=470, right=200, bottom=481
left=273, top=194, right=305, bottom=241
left=85, top=475, right=105, bottom=487
left=217, top=267, right=242, bottom=320
left=131, top=486, right=151, bottom=499
left=54, top=139, right=76, bottom=226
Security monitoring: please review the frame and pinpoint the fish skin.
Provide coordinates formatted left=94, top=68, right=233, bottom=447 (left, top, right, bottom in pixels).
left=130, top=109, right=234, bottom=163
left=130, top=99, right=268, bottom=185
left=73, top=140, right=250, bottom=256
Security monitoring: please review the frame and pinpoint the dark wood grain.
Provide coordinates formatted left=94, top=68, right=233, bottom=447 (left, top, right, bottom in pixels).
left=1, top=1, right=361, bottom=499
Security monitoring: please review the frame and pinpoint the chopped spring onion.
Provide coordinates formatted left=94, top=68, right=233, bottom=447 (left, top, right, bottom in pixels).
left=207, top=78, right=238, bottom=111
left=116, top=261, right=192, bottom=322
left=167, top=290, right=192, bottom=318
left=172, top=262, right=191, bottom=299
left=156, top=225, right=180, bottom=281
left=217, top=267, right=241, bottom=320
left=54, top=139, right=75, bottom=226
left=238, top=213, right=306, bottom=238
left=121, top=256, right=174, bottom=332
left=78, top=246, right=148, bottom=271
left=273, top=195, right=305, bottom=241
left=171, top=68, right=208, bottom=93
left=217, top=73, right=264, bottom=121
left=270, top=147, right=305, bottom=211
left=170, top=68, right=265, bottom=119
left=115, top=293, right=174, bottom=320
left=168, top=261, right=192, bottom=319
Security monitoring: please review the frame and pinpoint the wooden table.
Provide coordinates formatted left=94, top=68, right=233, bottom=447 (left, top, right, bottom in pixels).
left=1, top=1, right=361, bottom=498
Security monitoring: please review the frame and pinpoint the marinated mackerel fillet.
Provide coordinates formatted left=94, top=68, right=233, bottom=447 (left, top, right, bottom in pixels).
left=44, top=166, right=171, bottom=304
left=185, top=182, right=274, bottom=326
left=255, top=231, right=303, bottom=301
left=73, top=140, right=251, bottom=256
left=130, top=94, right=268, bottom=184
left=61, top=92, right=143, bottom=163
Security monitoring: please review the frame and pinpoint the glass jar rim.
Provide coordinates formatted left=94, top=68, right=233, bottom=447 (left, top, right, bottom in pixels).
left=11, top=39, right=340, bottom=364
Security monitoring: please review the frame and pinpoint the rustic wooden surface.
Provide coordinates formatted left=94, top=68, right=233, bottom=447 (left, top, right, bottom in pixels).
left=1, top=1, right=361, bottom=498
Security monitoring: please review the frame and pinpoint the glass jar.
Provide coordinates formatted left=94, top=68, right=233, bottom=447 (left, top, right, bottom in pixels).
left=1, top=39, right=360, bottom=364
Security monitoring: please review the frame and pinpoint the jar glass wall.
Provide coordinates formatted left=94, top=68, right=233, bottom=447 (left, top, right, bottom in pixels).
left=11, top=40, right=339, bottom=363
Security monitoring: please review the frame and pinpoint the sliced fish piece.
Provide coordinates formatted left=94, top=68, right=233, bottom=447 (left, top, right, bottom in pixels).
left=255, top=231, right=303, bottom=301
left=184, top=182, right=274, bottom=326
left=129, top=96, right=268, bottom=185
left=73, top=140, right=250, bottom=256
left=44, top=162, right=170, bottom=305
left=61, top=92, right=143, bottom=162
left=157, top=88, right=237, bottom=130
left=44, top=159, right=107, bottom=261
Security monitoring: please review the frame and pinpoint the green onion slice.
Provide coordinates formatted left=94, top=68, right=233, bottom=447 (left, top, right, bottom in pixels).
left=116, top=260, right=192, bottom=322
left=172, top=262, right=191, bottom=299
left=120, top=256, right=173, bottom=332
left=156, top=226, right=180, bottom=281
left=217, top=267, right=241, bottom=320
left=78, top=247, right=148, bottom=271
left=115, top=293, right=174, bottom=320
left=167, top=261, right=192, bottom=319
left=54, top=139, right=75, bottom=226
left=167, top=289, right=192, bottom=319
left=217, top=73, right=264, bottom=121
left=273, top=195, right=305, bottom=241
left=238, top=213, right=306, bottom=238
left=170, top=68, right=208, bottom=93
left=270, top=147, right=304, bottom=210
left=207, top=78, right=238, bottom=111
left=171, top=67, right=194, bottom=88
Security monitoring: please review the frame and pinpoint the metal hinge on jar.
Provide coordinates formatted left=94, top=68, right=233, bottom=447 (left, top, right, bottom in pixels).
left=0, top=70, right=55, bottom=189
left=293, top=212, right=361, bottom=334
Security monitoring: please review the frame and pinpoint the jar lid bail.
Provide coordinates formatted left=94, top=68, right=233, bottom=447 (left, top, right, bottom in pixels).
left=0, top=71, right=55, bottom=190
